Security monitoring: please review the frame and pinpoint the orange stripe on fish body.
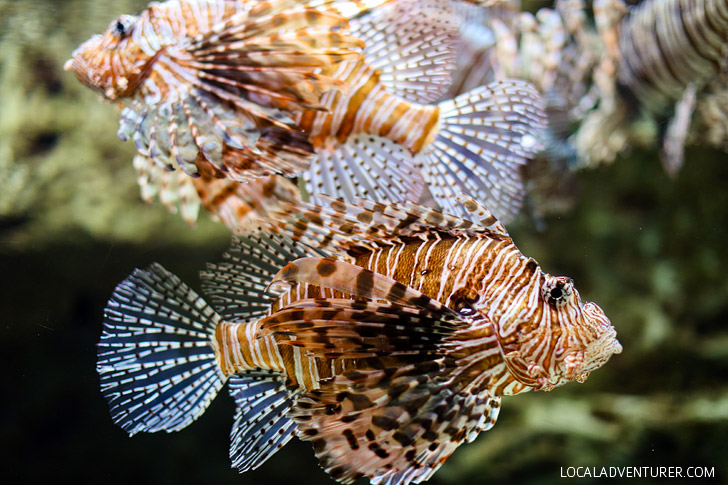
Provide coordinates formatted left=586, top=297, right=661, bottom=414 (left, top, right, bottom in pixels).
left=296, top=58, right=439, bottom=153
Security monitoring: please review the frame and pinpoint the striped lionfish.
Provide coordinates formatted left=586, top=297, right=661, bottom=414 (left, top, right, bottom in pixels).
left=615, top=0, right=728, bottom=176
left=66, top=0, right=547, bottom=227
left=99, top=197, right=621, bottom=484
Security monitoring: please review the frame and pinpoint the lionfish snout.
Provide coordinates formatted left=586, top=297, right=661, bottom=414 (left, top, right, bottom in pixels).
left=579, top=301, right=622, bottom=374
left=65, top=35, right=115, bottom=98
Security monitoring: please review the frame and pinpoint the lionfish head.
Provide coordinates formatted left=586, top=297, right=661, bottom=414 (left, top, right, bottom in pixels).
left=65, top=14, right=155, bottom=101
left=534, top=275, right=622, bottom=390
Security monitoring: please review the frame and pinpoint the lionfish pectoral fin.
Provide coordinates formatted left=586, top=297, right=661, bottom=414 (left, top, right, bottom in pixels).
left=420, top=79, right=547, bottom=223
left=660, top=83, right=697, bottom=179
left=260, top=297, right=466, bottom=359
left=351, top=0, right=459, bottom=104
left=200, top=233, right=329, bottom=324
left=181, top=5, right=365, bottom=112
left=303, top=134, right=425, bottom=205
left=270, top=258, right=460, bottom=317
left=291, top=362, right=501, bottom=484
left=98, top=264, right=225, bottom=436
left=132, top=154, right=200, bottom=223
left=228, top=373, right=300, bottom=472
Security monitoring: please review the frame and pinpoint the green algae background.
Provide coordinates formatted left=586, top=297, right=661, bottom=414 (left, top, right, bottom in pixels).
left=2, top=0, right=727, bottom=483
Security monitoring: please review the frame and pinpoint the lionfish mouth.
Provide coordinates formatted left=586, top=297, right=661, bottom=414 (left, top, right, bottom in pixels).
left=64, top=34, right=162, bottom=101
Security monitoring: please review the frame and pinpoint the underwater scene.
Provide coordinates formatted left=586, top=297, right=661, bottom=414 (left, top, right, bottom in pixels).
left=2, top=0, right=727, bottom=483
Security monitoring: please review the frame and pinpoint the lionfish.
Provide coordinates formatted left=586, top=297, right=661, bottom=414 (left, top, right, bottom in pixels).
left=99, top=197, right=621, bottom=484
left=615, top=0, right=728, bottom=176
left=66, top=0, right=547, bottom=226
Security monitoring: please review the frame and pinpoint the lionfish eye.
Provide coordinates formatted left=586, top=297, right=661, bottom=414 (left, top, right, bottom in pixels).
left=112, top=15, right=134, bottom=39
left=542, top=277, right=572, bottom=307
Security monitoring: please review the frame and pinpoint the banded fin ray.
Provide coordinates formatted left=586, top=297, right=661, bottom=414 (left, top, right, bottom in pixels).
left=304, top=133, right=426, bottom=206
left=351, top=0, right=460, bottom=104
left=180, top=2, right=365, bottom=112
left=423, top=79, right=547, bottom=223
left=132, top=154, right=202, bottom=225
left=292, top=361, right=501, bottom=484
left=201, top=233, right=328, bottom=324
left=121, top=91, right=313, bottom=180
left=660, top=83, right=697, bottom=178
left=270, top=195, right=510, bottom=257
left=228, top=371, right=300, bottom=472
left=98, top=263, right=225, bottom=436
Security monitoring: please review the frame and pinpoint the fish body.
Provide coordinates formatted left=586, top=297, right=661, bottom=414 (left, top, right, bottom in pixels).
left=99, top=197, right=620, bottom=484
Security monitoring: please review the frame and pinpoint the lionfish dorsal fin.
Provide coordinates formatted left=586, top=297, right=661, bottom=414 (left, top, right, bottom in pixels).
left=271, top=196, right=510, bottom=257
left=200, top=232, right=328, bottom=324
left=228, top=372, right=299, bottom=472
left=351, top=0, right=460, bottom=104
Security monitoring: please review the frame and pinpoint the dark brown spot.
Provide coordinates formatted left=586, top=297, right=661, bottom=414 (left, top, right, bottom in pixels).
left=304, top=428, right=319, bottom=437
left=372, top=415, right=398, bottom=431
left=356, top=270, right=374, bottom=295
left=365, top=430, right=376, bottom=441
left=316, top=259, right=337, bottom=277
left=349, top=393, right=374, bottom=411
left=393, top=431, right=415, bottom=447
left=386, top=282, right=407, bottom=302
left=329, top=465, right=346, bottom=479
left=368, top=442, right=390, bottom=459
left=357, top=212, right=373, bottom=223
left=331, top=199, right=348, bottom=213
left=312, top=438, right=327, bottom=452
left=405, top=449, right=417, bottom=461
left=425, top=211, right=444, bottom=225
left=343, top=429, right=359, bottom=450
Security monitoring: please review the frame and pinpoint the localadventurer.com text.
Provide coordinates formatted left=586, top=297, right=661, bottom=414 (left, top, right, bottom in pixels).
left=560, top=466, right=714, bottom=479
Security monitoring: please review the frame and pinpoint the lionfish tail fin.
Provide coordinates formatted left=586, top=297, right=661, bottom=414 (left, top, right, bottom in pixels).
left=98, top=263, right=225, bottom=436
left=421, top=79, right=547, bottom=222
left=228, top=372, right=299, bottom=472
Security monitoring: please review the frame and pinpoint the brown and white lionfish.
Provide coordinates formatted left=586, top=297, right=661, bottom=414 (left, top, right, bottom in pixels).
left=66, top=0, right=547, bottom=226
left=99, top=197, right=621, bottom=484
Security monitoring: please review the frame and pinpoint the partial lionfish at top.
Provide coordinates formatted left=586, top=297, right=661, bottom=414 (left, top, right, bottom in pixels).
left=65, top=0, right=376, bottom=179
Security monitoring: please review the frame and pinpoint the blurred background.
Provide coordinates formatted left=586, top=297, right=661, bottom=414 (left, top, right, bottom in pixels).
left=1, top=0, right=726, bottom=483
